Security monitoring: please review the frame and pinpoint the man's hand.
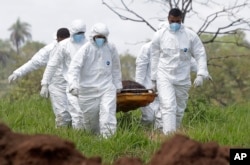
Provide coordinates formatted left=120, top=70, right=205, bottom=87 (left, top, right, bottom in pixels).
left=205, top=74, right=213, bottom=81
left=40, top=85, right=49, bottom=98
left=193, top=75, right=203, bottom=88
left=8, top=73, right=19, bottom=84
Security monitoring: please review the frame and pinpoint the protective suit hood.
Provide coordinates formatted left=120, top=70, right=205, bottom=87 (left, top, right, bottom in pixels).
left=90, top=23, right=109, bottom=39
left=70, top=19, right=86, bottom=35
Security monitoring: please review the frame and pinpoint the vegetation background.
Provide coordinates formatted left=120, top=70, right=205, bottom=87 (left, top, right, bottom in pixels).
left=1, top=0, right=250, bottom=163
left=0, top=96, right=249, bottom=164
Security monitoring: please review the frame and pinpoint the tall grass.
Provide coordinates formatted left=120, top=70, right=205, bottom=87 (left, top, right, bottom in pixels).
left=0, top=95, right=249, bottom=164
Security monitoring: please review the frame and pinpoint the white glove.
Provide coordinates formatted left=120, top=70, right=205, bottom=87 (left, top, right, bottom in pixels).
left=8, top=73, right=19, bottom=83
left=193, top=75, right=203, bottom=88
left=40, top=85, right=49, bottom=98
left=116, top=89, right=122, bottom=93
left=205, top=74, right=213, bottom=81
left=151, top=80, right=157, bottom=92
left=70, top=88, right=79, bottom=96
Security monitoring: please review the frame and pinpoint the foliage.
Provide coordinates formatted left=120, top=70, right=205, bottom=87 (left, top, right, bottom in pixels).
left=102, top=0, right=250, bottom=46
left=0, top=39, right=17, bottom=98
left=0, top=39, right=16, bottom=78
left=18, top=41, right=46, bottom=61
left=7, top=41, right=46, bottom=100
left=120, top=52, right=136, bottom=81
left=8, top=18, right=32, bottom=54
left=1, top=18, right=250, bottom=106
left=7, top=68, right=45, bottom=100
left=188, top=33, right=250, bottom=106
left=0, top=95, right=249, bottom=164
left=183, top=102, right=250, bottom=147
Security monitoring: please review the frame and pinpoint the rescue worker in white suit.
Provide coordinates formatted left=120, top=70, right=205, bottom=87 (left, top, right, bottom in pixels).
left=135, top=41, right=197, bottom=128
left=40, top=19, right=87, bottom=129
left=67, top=23, right=122, bottom=138
left=135, top=23, right=166, bottom=126
left=8, top=28, right=71, bottom=128
left=136, top=22, right=198, bottom=128
left=150, top=8, right=211, bottom=135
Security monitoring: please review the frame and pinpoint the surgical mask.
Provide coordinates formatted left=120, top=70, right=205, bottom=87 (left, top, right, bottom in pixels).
left=73, top=34, right=84, bottom=43
left=170, top=23, right=181, bottom=32
left=95, top=38, right=105, bottom=47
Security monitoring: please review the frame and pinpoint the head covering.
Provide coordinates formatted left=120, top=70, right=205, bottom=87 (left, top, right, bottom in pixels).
left=90, top=23, right=109, bottom=38
left=69, top=19, right=86, bottom=35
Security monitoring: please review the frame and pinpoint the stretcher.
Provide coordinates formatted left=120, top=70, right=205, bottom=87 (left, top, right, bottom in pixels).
left=116, top=89, right=157, bottom=112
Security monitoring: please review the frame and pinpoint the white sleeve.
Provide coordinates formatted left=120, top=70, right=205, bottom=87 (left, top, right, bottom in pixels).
left=13, top=43, right=55, bottom=77
left=190, top=57, right=197, bottom=73
left=41, top=45, right=62, bottom=85
left=150, top=31, right=161, bottom=81
left=67, top=46, right=86, bottom=90
left=110, top=44, right=122, bottom=89
left=135, top=44, right=150, bottom=85
left=191, top=34, right=209, bottom=77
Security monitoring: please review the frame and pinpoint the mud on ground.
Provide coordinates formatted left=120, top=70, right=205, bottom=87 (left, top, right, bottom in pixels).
left=0, top=123, right=230, bottom=165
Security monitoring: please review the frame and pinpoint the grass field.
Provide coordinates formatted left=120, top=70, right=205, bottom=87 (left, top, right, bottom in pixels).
left=0, top=95, right=249, bottom=164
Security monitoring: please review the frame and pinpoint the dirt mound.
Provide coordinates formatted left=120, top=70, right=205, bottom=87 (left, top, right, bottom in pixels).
left=0, top=123, right=102, bottom=165
left=149, top=134, right=230, bottom=165
left=0, top=123, right=230, bottom=165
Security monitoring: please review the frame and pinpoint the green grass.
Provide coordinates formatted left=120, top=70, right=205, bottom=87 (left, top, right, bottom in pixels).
left=0, top=95, right=249, bottom=164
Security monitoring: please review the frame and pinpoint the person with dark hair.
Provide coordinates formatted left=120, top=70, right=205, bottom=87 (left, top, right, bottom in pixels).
left=150, top=8, right=211, bottom=135
left=8, top=27, right=71, bottom=128
left=40, top=19, right=88, bottom=129
left=56, top=28, right=71, bottom=41
left=8, top=27, right=70, bottom=83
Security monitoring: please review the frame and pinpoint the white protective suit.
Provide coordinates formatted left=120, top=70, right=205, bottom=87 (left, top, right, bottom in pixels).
left=67, top=23, right=122, bottom=138
left=41, top=19, right=87, bottom=129
left=135, top=41, right=160, bottom=126
left=151, top=24, right=210, bottom=134
left=8, top=40, right=71, bottom=128
left=135, top=41, right=197, bottom=128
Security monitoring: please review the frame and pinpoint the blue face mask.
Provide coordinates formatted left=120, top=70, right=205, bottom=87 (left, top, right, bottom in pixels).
left=170, top=23, right=181, bottom=32
left=73, top=34, right=84, bottom=43
left=95, top=38, right=105, bottom=47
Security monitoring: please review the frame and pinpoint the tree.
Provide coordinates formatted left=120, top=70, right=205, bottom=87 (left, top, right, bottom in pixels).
left=102, top=0, right=250, bottom=106
left=188, top=33, right=250, bottom=106
left=8, top=18, right=32, bottom=55
left=0, top=39, right=14, bottom=67
left=102, top=0, right=250, bottom=47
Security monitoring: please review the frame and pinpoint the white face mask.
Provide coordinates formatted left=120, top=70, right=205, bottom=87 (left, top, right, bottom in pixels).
left=95, top=38, right=105, bottom=47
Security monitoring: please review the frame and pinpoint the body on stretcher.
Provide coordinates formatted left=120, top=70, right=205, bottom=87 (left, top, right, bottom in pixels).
left=116, top=89, right=157, bottom=112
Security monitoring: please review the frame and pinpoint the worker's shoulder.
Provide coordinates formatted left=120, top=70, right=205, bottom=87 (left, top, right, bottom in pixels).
left=58, top=38, right=71, bottom=46
left=182, top=26, right=199, bottom=37
left=106, top=41, right=118, bottom=50
left=142, top=41, right=152, bottom=49
left=40, top=41, right=57, bottom=52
